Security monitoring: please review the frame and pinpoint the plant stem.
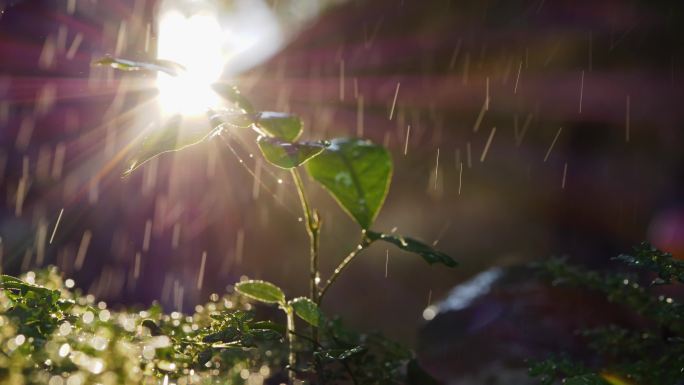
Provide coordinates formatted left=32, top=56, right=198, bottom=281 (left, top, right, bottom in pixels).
left=318, top=234, right=373, bottom=304
left=290, top=169, right=320, bottom=304
left=285, top=307, right=297, bottom=384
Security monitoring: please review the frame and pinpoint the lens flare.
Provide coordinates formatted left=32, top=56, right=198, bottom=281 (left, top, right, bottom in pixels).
left=156, top=11, right=224, bottom=116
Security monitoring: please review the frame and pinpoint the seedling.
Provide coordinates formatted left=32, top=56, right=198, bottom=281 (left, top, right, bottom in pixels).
left=94, top=56, right=457, bottom=383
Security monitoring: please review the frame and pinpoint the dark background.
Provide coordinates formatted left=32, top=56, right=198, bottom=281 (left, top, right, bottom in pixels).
left=1, top=0, right=683, bottom=348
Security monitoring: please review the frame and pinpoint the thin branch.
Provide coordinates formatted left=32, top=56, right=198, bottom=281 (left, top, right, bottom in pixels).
left=290, top=169, right=321, bottom=303
left=318, top=235, right=373, bottom=303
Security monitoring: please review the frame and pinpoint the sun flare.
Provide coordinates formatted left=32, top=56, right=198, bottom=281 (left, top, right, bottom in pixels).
left=156, top=11, right=224, bottom=116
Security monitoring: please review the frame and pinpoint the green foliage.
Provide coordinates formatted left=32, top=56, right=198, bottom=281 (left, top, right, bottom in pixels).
left=528, top=357, right=593, bottom=385
left=288, top=297, right=321, bottom=327
left=208, top=110, right=255, bottom=129
left=255, top=112, right=303, bottom=141
left=536, top=256, right=683, bottom=332
left=256, top=136, right=328, bottom=169
left=314, top=345, right=366, bottom=361
left=1, top=269, right=439, bottom=385
left=122, top=116, right=218, bottom=176
left=614, top=242, right=684, bottom=285
left=305, top=138, right=392, bottom=229
left=1, top=273, right=71, bottom=343
left=366, top=231, right=458, bottom=267
left=529, top=243, right=684, bottom=385
left=312, top=318, right=440, bottom=385
left=0, top=268, right=283, bottom=385
left=234, top=280, right=286, bottom=305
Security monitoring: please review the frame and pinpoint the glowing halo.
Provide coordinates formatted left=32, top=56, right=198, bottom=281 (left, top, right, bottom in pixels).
left=155, top=11, right=224, bottom=116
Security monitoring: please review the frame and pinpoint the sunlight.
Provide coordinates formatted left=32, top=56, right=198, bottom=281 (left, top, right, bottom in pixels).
left=154, top=0, right=291, bottom=117
left=156, top=11, right=224, bottom=116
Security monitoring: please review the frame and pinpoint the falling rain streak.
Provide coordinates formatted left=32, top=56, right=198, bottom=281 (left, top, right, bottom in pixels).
left=480, top=127, right=496, bottom=163
left=197, top=251, right=207, bottom=289
left=404, top=125, right=411, bottom=156
left=543, top=127, right=563, bottom=162
left=49, top=208, right=64, bottom=245
left=389, top=82, right=400, bottom=120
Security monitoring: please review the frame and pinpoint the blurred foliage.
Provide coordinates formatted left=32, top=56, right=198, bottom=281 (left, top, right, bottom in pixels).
left=614, top=243, right=684, bottom=286
left=0, top=268, right=438, bottom=384
left=529, top=243, right=684, bottom=385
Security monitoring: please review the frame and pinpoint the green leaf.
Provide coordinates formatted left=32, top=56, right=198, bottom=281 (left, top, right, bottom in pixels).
left=314, top=346, right=366, bottom=361
left=614, top=242, right=684, bottom=285
left=1, top=274, right=58, bottom=296
left=366, top=231, right=457, bottom=267
left=289, top=297, right=321, bottom=327
left=211, top=83, right=255, bottom=113
left=257, top=136, right=328, bottom=169
left=208, top=110, right=256, bottom=130
left=93, top=56, right=185, bottom=76
left=123, top=116, right=216, bottom=177
left=235, top=280, right=286, bottom=305
left=197, top=348, right=213, bottom=366
left=564, top=374, right=610, bottom=385
left=1, top=274, right=30, bottom=290
left=202, top=327, right=240, bottom=344
left=56, top=299, right=75, bottom=312
left=141, top=319, right=163, bottom=336
left=305, top=138, right=392, bottom=229
left=256, top=112, right=302, bottom=141
left=251, top=321, right=286, bottom=335
left=243, top=329, right=282, bottom=343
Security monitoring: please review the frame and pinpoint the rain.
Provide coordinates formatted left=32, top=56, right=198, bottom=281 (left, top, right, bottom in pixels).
left=0, top=0, right=683, bottom=384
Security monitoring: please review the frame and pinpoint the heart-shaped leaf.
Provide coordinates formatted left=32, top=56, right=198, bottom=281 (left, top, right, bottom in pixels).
left=289, top=297, right=321, bottom=327
left=211, top=83, right=255, bottom=113
left=305, top=138, right=392, bottom=229
left=257, top=136, right=328, bottom=169
left=256, top=112, right=302, bottom=141
left=235, top=280, right=286, bottom=305
left=123, top=116, right=216, bottom=177
left=366, top=231, right=457, bottom=267
left=93, top=56, right=186, bottom=76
